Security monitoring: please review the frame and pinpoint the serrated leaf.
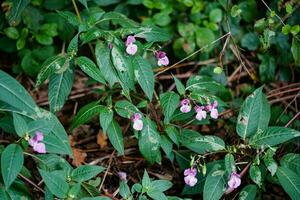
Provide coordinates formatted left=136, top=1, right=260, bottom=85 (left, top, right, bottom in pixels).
left=0, top=70, right=37, bottom=115
left=76, top=56, right=106, bottom=84
left=186, top=76, right=227, bottom=95
left=173, top=75, right=185, bottom=95
left=57, top=11, right=80, bottom=27
left=67, top=34, right=79, bottom=54
left=39, top=169, right=69, bottom=198
left=48, top=68, right=74, bottom=112
left=135, top=26, right=171, bottom=42
left=160, top=92, right=180, bottom=124
left=160, top=135, right=174, bottom=161
left=81, top=28, right=107, bottom=44
left=1, top=144, right=24, bottom=188
left=249, top=165, right=262, bottom=187
left=99, top=107, right=113, bottom=133
left=106, top=120, right=124, bottom=155
left=139, top=118, right=161, bottom=165
left=114, top=100, right=139, bottom=119
left=133, top=56, right=154, bottom=100
left=276, top=166, right=300, bottom=200
left=70, top=101, right=104, bottom=130
left=150, top=180, right=172, bottom=192
left=237, top=87, right=270, bottom=140
left=71, top=165, right=105, bottom=182
left=165, top=126, right=179, bottom=146
left=280, top=153, right=300, bottom=175
left=36, top=55, right=67, bottom=86
left=249, top=127, right=300, bottom=147
left=203, top=169, right=226, bottom=200
left=101, top=12, right=139, bottom=28
left=13, top=113, right=28, bottom=137
left=27, top=119, right=54, bottom=135
left=263, top=148, right=278, bottom=176
left=224, top=154, right=236, bottom=174
left=95, top=41, right=119, bottom=86
left=238, top=184, right=257, bottom=200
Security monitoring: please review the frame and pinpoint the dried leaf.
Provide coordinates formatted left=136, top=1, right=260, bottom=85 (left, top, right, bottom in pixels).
left=97, top=130, right=108, bottom=149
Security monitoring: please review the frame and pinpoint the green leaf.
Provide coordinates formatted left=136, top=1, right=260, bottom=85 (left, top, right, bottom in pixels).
left=142, top=170, right=151, bottom=188
left=99, top=107, right=113, bottom=133
left=291, top=38, right=300, bottom=66
left=280, top=153, right=300, bottom=176
left=203, top=169, right=226, bottom=200
left=160, top=92, right=180, bottom=124
left=36, top=55, right=68, bottom=86
left=231, top=5, right=242, bottom=17
left=1, top=144, right=24, bottom=188
left=57, top=11, right=80, bottom=27
left=139, top=118, right=161, bottom=164
left=48, top=68, right=74, bottom=112
left=180, top=129, right=225, bottom=154
left=147, top=190, right=168, bottom=200
left=135, top=26, right=171, bottom=42
left=165, top=126, right=179, bottom=146
left=95, top=41, right=119, bottom=86
left=160, top=135, right=174, bottom=161
left=76, top=56, right=106, bottom=84
left=70, top=101, right=104, bottom=130
left=39, top=169, right=69, bottom=198
left=276, top=166, right=300, bottom=200
left=36, top=33, right=53, bottom=45
left=67, top=34, right=79, bottom=54
left=241, top=33, right=260, bottom=51
left=106, top=120, right=124, bottom=155
left=195, top=27, right=215, bottom=52
left=249, top=127, right=300, bottom=147
left=258, top=54, right=276, bottom=82
left=224, top=154, right=236, bottom=174
left=101, top=12, right=139, bottom=28
left=13, top=113, right=28, bottom=137
left=236, top=87, right=270, bottom=140
left=71, top=165, right=105, bottom=182
left=8, top=0, right=30, bottom=26
left=249, top=165, right=262, bottom=187
left=133, top=56, right=155, bottom=100
left=263, top=148, right=278, bottom=176
left=4, top=27, right=19, bottom=40
left=0, top=70, right=37, bottom=115
left=173, top=75, right=185, bottom=95
left=186, top=76, right=227, bottom=95
left=209, top=8, right=223, bottom=23
left=238, top=184, right=257, bottom=200
left=150, top=180, right=172, bottom=192
left=114, top=100, right=139, bottom=119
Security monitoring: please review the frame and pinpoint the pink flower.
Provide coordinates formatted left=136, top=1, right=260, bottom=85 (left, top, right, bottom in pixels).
left=184, top=168, right=197, bottom=177
left=184, top=175, right=198, bottom=187
left=227, top=172, right=241, bottom=189
left=125, top=35, right=137, bottom=55
left=155, top=51, right=169, bottom=66
left=206, top=100, right=219, bottom=119
left=126, top=43, right=138, bottom=55
left=194, top=106, right=207, bottom=121
left=28, top=131, right=46, bottom=154
left=131, top=113, right=143, bottom=131
left=117, top=171, right=127, bottom=181
left=180, top=99, right=191, bottom=113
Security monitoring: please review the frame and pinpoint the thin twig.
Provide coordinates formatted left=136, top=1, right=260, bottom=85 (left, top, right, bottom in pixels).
left=99, top=150, right=115, bottom=191
left=19, top=173, right=45, bottom=193
left=285, top=111, right=300, bottom=128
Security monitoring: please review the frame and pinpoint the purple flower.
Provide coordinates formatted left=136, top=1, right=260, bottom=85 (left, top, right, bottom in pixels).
left=180, top=99, right=191, bottom=113
left=206, top=100, right=219, bottom=119
left=117, top=171, right=127, bottom=181
left=227, top=172, right=241, bottom=189
left=184, top=168, right=198, bottom=187
left=194, top=106, right=207, bottom=121
left=125, top=35, right=137, bottom=55
left=131, top=113, right=143, bottom=131
left=155, top=51, right=169, bottom=66
left=28, top=131, right=46, bottom=154
left=108, top=43, right=113, bottom=49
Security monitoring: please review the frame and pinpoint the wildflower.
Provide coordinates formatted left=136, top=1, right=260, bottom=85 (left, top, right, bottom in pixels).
left=125, top=35, right=137, bottom=55
left=194, top=105, right=207, bottom=121
left=227, top=172, right=241, bottom=189
left=180, top=99, right=191, bottom=113
left=131, top=113, right=143, bottom=131
left=155, top=51, right=169, bottom=66
left=117, top=171, right=127, bottom=181
left=206, top=100, right=219, bottom=119
left=28, top=131, right=46, bottom=153
left=108, top=43, right=113, bottom=49
left=183, top=168, right=198, bottom=187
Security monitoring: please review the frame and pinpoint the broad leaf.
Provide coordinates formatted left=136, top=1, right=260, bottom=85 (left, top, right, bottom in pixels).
left=1, top=144, right=24, bottom=188
left=99, top=106, right=113, bottom=133
left=203, top=169, right=226, bottom=200
left=249, top=165, right=262, bottom=187
left=114, top=100, right=139, bottom=119
left=133, top=56, right=154, bottom=100
left=160, top=92, right=180, bottom=124
left=76, top=56, right=106, bottom=84
left=238, top=184, right=257, bottom=200
left=8, top=0, right=30, bottom=26
left=135, top=26, right=171, bottom=42
left=106, top=120, right=124, bottom=155
left=71, top=165, right=105, bottom=182
left=276, top=166, right=300, bottom=200
left=39, top=169, right=69, bottom=198
left=139, top=118, right=161, bottom=164
left=173, top=75, right=185, bottom=95
left=237, top=87, right=270, bottom=140
left=101, top=12, right=139, bottom=28
left=249, top=127, right=300, bottom=147
left=280, top=153, right=300, bottom=176
left=48, top=68, right=74, bottom=112
left=13, top=113, right=28, bottom=137
left=291, top=38, right=300, bottom=66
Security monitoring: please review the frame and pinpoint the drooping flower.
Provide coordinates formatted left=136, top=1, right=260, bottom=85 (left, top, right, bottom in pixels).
left=155, top=51, right=169, bottom=66
left=131, top=113, right=143, bottom=131
left=194, top=105, right=207, bottom=121
left=227, top=172, right=241, bottom=189
left=183, top=168, right=198, bottom=187
left=125, top=35, right=138, bottom=55
left=206, top=100, right=219, bottom=119
left=117, top=171, right=127, bottom=181
left=180, top=99, right=191, bottom=113
left=28, top=131, right=46, bottom=154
